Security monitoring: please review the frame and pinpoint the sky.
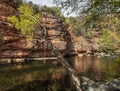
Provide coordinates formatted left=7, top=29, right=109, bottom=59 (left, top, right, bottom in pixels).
left=25, top=0, right=55, bottom=7
left=24, top=0, right=76, bottom=17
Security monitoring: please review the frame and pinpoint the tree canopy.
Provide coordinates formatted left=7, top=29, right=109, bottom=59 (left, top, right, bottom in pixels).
left=54, top=0, right=120, bottom=15
left=54, top=0, right=120, bottom=26
left=54, top=0, right=120, bottom=52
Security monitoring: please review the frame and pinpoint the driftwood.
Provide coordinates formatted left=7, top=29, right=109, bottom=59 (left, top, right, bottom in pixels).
left=31, top=16, right=82, bottom=91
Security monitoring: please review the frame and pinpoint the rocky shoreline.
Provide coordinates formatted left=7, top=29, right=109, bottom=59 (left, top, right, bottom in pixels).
left=0, top=52, right=120, bottom=65
left=80, top=76, right=120, bottom=91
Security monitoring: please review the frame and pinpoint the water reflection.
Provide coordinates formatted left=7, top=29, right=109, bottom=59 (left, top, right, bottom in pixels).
left=100, top=56, right=120, bottom=80
left=67, top=56, right=120, bottom=81
left=0, top=61, right=65, bottom=91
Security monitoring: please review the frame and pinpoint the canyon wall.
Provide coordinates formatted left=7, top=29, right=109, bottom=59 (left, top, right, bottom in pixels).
left=0, top=1, right=98, bottom=63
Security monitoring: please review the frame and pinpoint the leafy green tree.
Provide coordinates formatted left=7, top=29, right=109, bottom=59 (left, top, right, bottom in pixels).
left=9, top=0, right=23, bottom=8
left=54, top=0, right=120, bottom=16
left=28, top=1, right=40, bottom=13
left=28, top=1, right=33, bottom=6
left=54, top=0, right=120, bottom=29
left=54, top=0, right=120, bottom=52
left=8, top=3, right=40, bottom=40
left=65, top=17, right=82, bottom=36
left=99, top=30, right=116, bottom=53
left=32, top=4, right=40, bottom=13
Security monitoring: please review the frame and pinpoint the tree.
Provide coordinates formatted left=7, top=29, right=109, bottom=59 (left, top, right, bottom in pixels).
left=54, top=0, right=120, bottom=28
left=28, top=1, right=40, bottom=13
left=32, top=4, right=40, bottom=13
left=8, top=0, right=23, bottom=8
left=65, top=17, right=82, bottom=36
left=54, top=0, right=120, bottom=29
left=54, top=0, right=120, bottom=15
left=8, top=3, right=40, bottom=40
left=99, top=30, right=116, bottom=53
left=54, top=0, right=120, bottom=52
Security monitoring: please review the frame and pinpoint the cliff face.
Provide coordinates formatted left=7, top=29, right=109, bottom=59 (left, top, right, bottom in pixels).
left=66, top=32, right=99, bottom=56
left=71, top=36, right=94, bottom=54
left=0, top=1, right=100, bottom=62
left=0, top=1, right=15, bottom=16
left=41, top=12, right=71, bottom=51
left=0, top=1, right=72, bottom=60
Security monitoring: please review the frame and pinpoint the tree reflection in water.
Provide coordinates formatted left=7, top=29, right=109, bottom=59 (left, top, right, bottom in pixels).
left=67, top=56, right=120, bottom=81
left=100, top=56, right=120, bottom=81
left=0, top=56, right=120, bottom=91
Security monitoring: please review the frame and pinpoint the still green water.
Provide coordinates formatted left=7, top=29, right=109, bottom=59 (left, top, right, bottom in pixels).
left=0, top=56, right=120, bottom=91
left=0, top=61, right=69, bottom=91
left=67, top=56, right=120, bottom=81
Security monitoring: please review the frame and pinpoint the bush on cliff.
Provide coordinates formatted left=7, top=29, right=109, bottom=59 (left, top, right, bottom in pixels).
left=8, top=3, right=40, bottom=40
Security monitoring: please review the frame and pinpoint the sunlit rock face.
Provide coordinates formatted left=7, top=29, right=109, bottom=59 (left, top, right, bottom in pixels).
left=41, top=12, right=70, bottom=51
left=0, top=1, right=100, bottom=62
left=66, top=34, right=99, bottom=56
left=0, top=1, right=71, bottom=61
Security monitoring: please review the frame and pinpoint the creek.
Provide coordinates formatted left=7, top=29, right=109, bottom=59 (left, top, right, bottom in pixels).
left=66, top=55, right=120, bottom=81
left=0, top=55, right=120, bottom=91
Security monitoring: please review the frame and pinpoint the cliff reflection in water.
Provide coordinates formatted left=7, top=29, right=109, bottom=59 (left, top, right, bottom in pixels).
left=67, top=56, right=120, bottom=81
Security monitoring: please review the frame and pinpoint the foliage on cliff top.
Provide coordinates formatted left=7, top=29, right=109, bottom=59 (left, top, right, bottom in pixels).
left=65, top=17, right=81, bottom=36
left=40, top=6, right=65, bottom=21
left=8, top=3, right=40, bottom=40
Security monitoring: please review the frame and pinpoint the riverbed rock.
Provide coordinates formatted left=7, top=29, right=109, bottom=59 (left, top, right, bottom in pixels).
left=80, top=76, right=120, bottom=91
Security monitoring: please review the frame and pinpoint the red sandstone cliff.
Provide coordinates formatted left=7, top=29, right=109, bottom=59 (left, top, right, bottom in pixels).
left=0, top=1, right=72, bottom=60
left=0, top=1, right=100, bottom=63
